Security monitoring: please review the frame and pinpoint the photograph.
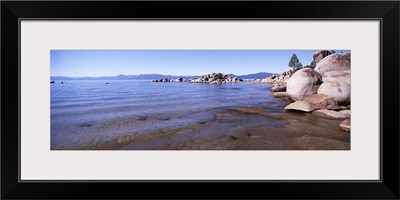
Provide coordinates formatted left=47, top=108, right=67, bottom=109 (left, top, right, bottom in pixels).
left=50, top=49, right=351, bottom=150
left=2, top=0, right=398, bottom=198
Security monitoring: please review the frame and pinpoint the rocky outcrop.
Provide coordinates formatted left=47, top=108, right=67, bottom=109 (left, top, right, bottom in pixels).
left=313, top=50, right=331, bottom=64
left=176, top=77, right=183, bottom=82
left=340, top=119, right=351, bottom=132
left=151, top=78, right=172, bottom=82
left=284, top=101, right=314, bottom=112
left=188, top=73, right=243, bottom=84
left=317, top=80, right=350, bottom=105
left=312, top=109, right=351, bottom=119
left=257, top=71, right=292, bottom=84
left=314, top=52, right=351, bottom=76
left=282, top=51, right=351, bottom=133
left=286, top=68, right=322, bottom=101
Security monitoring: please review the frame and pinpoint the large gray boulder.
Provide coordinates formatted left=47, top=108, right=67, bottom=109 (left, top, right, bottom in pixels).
left=322, top=70, right=351, bottom=84
left=313, top=50, right=332, bottom=64
left=314, top=52, right=351, bottom=76
left=286, top=68, right=322, bottom=101
left=317, top=80, right=350, bottom=105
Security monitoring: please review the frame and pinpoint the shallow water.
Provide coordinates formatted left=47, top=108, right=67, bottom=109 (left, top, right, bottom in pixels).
left=50, top=80, right=348, bottom=150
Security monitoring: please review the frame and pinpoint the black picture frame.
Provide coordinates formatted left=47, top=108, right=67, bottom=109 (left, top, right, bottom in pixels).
left=2, top=1, right=399, bottom=199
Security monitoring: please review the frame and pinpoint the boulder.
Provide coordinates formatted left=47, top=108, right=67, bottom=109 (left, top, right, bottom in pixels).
left=340, top=119, right=351, bottom=132
left=284, top=101, right=314, bottom=112
left=317, top=80, right=350, bottom=105
left=273, top=92, right=288, bottom=98
left=314, top=52, right=351, bottom=76
left=176, top=77, right=183, bottom=82
left=211, top=73, right=223, bottom=81
left=286, top=68, right=322, bottom=101
left=210, top=79, right=224, bottom=84
left=313, top=50, right=332, bottom=64
left=210, top=80, right=218, bottom=84
left=271, top=84, right=287, bottom=92
left=312, top=109, right=351, bottom=119
left=303, top=94, right=339, bottom=110
left=322, top=70, right=351, bottom=84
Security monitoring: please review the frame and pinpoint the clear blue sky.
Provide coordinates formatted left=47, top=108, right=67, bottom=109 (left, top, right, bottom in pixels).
left=51, top=50, right=350, bottom=77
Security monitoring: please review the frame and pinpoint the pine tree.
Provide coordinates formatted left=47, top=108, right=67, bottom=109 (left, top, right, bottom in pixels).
left=310, top=60, right=316, bottom=69
left=288, top=53, right=303, bottom=71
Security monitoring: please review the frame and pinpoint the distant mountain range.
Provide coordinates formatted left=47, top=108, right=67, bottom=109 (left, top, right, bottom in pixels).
left=51, top=72, right=278, bottom=80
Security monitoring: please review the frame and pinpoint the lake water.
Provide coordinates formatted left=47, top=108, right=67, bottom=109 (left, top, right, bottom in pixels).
left=51, top=80, right=347, bottom=150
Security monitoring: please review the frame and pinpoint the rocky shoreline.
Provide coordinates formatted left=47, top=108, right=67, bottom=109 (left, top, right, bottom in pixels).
left=150, top=50, right=351, bottom=133
left=150, top=72, right=244, bottom=84
left=269, top=51, right=351, bottom=132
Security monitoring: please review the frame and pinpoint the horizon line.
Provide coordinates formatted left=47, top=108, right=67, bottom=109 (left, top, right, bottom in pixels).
left=50, top=71, right=280, bottom=78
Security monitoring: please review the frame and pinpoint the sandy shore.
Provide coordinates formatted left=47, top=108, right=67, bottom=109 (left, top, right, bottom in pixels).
left=65, top=106, right=350, bottom=150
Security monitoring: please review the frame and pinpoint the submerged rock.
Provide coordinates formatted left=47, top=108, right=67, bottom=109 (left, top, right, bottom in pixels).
left=294, top=135, right=350, bottom=150
left=312, top=109, right=350, bottom=119
left=273, top=92, right=288, bottom=98
left=136, top=116, right=148, bottom=121
left=156, top=116, right=171, bottom=121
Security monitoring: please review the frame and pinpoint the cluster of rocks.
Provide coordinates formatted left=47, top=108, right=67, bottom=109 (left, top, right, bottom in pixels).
left=188, top=73, right=243, bottom=84
left=254, top=70, right=293, bottom=84
left=151, top=78, right=172, bottom=82
left=272, top=50, right=351, bottom=132
left=150, top=77, right=184, bottom=82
